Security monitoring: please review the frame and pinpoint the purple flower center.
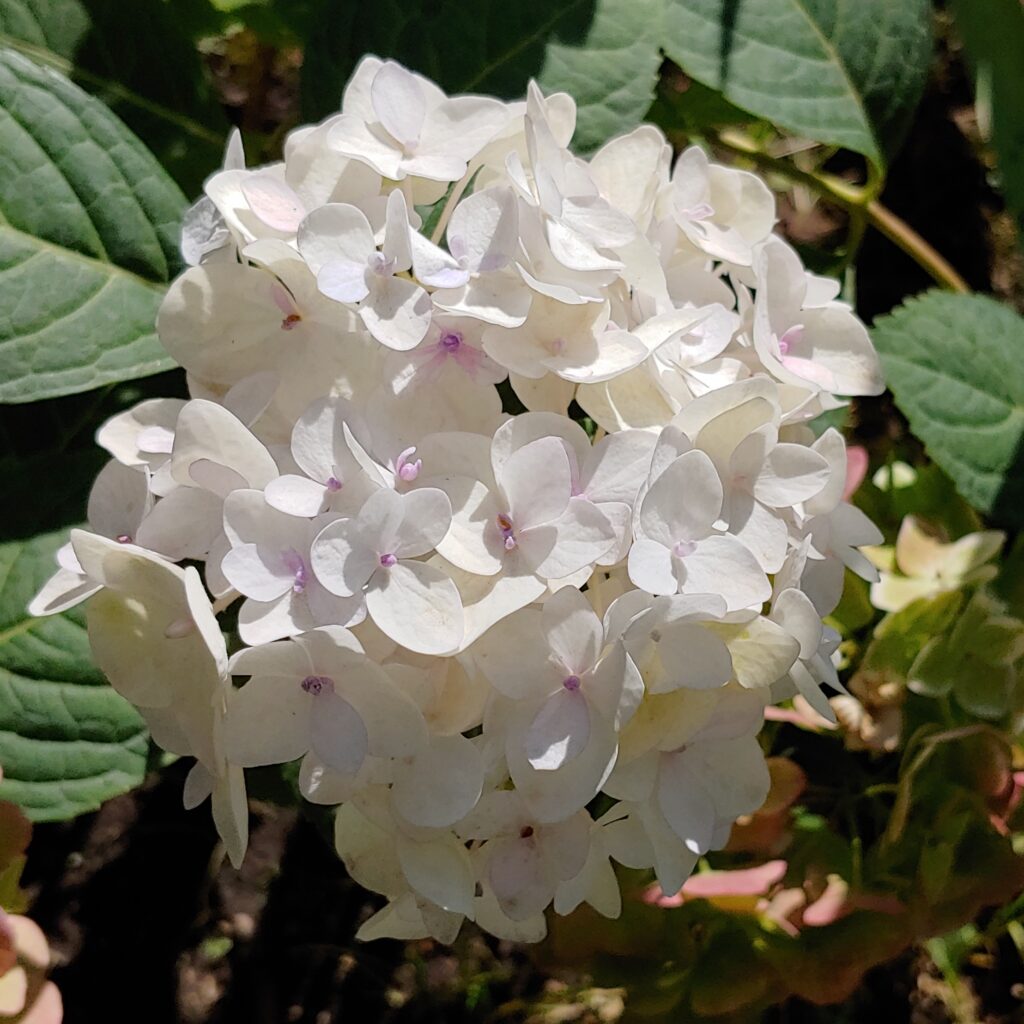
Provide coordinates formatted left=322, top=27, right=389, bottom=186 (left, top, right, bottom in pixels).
left=326, top=475, right=342, bottom=492
left=440, top=330, right=462, bottom=352
left=282, top=549, right=310, bottom=593
left=300, top=674, right=334, bottom=696
left=563, top=674, right=581, bottom=692
left=395, top=447, right=421, bottom=482
left=496, top=513, right=517, bottom=551
left=379, top=552, right=398, bottom=568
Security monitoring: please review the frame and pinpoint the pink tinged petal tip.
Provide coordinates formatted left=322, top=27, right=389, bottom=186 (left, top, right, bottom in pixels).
left=300, top=674, right=335, bottom=696
left=777, top=323, right=804, bottom=356
left=395, top=447, right=421, bottom=482
left=563, top=674, right=581, bottom=693
left=496, top=512, right=517, bottom=550
left=164, top=616, right=197, bottom=639
left=682, top=201, right=715, bottom=221
left=379, top=552, right=398, bottom=568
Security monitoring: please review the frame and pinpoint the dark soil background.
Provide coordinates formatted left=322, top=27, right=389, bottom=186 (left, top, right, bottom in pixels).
left=18, top=15, right=1024, bottom=1024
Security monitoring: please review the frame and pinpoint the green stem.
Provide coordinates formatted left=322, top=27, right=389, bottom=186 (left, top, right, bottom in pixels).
left=709, top=129, right=970, bottom=294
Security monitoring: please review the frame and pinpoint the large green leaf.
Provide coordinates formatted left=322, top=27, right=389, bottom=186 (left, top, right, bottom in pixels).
left=0, top=448, right=148, bottom=820
left=0, top=48, right=184, bottom=404
left=0, top=0, right=89, bottom=59
left=872, top=291, right=1024, bottom=527
left=301, top=0, right=664, bottom=154
left=0, top=532, right=148, bottom=820
left=950, top=0, right=1024, bottom=243
left=662, top=0, right=933, bottom=171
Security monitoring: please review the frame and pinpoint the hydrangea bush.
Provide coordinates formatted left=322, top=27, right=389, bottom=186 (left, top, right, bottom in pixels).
left=28, top=57, right=885, bottom=944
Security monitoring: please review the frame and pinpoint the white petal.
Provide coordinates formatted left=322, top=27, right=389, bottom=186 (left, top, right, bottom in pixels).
left=297, top=202, right=375, bottom=275
left=681, top=536, right=770, bottom=610
left=372, top=61, right=426, bottom=148
left=656, top=759, right=716, bottom=854
left=499, top=436, right=571, bottom=530
left=524, top=689, right=591, bottom=770
left=265, top=474, right=330, bottom=517
left=361, top=276, right=432, bottom=351
left=309, top=690, right=370, bottom=776
left=224, top=673, right=310, bottom=766
left=367, top=560, right=464, bottom=654
left=310, top=519, right=378, bottom=597
left=543, top=585, right=602, bottom=675
left=394, top=487, right=453, bottom=557
left=391, top=734, right=484, bottom=828
left=755, top=442, right=830, bottom=507
left=528, top=498, right=614, bottom=580
left=627, top=537, right=677, bottom=595
left=396, top=834, right=475, bottom=916
left=639, top=450, right=722, bottom=547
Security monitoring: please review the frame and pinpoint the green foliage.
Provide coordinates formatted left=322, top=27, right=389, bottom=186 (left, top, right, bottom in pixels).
left=661, top=0, right=932, bottom=173
left=951, top=0, right=1024, bottom=243
left=301, top=0, right=664, bottom=155
left=301, top=0, right=931, bottom=164
left=0, top=48, right=183, bottom=404
left=0, top=529, right=149, bottom=820
left=0, top=0, right=89, bottom=59
left=872, top=291, right=1024, bottom=528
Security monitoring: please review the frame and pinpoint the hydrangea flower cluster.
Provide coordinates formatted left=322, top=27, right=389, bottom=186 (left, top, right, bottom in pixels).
left=30, top=58, right=885, bottom=943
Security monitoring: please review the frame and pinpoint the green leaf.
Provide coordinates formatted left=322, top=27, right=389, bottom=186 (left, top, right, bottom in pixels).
left=0, top=0, right=89, bottom=59
left=872, top=291, right=1024, bottom=527
left=950, top=0, right=1024, bottom=243
left=662, top=0, right=933, bottom=171
left=0, top=527, right=148, bottom=820
left=0, top=48, right=184, bottom=404
left=301, top=0, right=664, bottom=154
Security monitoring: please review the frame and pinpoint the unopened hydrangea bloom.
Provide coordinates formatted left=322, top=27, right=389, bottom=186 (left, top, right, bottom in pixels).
left=31, top=56, right=885, bottom=943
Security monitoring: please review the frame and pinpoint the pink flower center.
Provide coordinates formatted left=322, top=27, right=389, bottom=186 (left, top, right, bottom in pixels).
left=326, top=476, right=342, bottom=492
left=395, top=447, right=421, bottom=482
left=563, top=674, right=581, bottom=692
left=778, top=323, right=804, bottom=356
left=379, top=552, right=398, bottom=568
left=440, top=330, right=462, bottom=352
left=300, top=675, right=334, bottom=696
left=116, top=533, right=132, bottom=544
left=496, top=513, right=517, bottom=550
left=672, top=539, right=697, bottom=558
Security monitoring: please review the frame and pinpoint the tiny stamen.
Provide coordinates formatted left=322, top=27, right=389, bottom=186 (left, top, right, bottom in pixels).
left=395, top=447, right=421, bottom=482
left=563, top=674, right=581, bottom=692
left=281, top=313, right=302, bottom=331
left=115, top=533, right=133, bottom=544
left=326, top=476, right=343, bottom=492
left=778, top=323, right=804, bottom=356
left=282, top=549, right=309, bottom=594
left=300, top=674, right=334, bottom=696
left=672, top=539, right=697, bottom=558
left=440, top=330, right=462, bottom=352
left=379, top=552, right=398, bottom=568
left=496, top=512, right=517, bottom=550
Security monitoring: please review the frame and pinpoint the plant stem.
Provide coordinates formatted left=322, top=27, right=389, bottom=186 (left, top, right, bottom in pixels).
left=708, top=129, right=970, bottom=294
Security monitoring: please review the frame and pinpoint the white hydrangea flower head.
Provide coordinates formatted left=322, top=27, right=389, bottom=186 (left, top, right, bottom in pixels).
left=29, top=57, right=887, bottom=942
